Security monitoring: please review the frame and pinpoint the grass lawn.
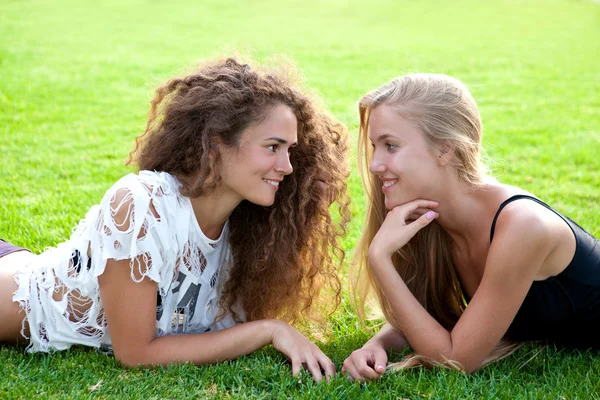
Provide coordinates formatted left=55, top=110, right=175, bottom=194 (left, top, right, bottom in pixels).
left=1, top=0, right=599, bottom=398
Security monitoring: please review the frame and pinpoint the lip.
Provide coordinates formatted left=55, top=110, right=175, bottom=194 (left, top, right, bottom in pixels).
left=381, top=179, right=398, bottom=192
left=263, top=178, right=282, bottom=191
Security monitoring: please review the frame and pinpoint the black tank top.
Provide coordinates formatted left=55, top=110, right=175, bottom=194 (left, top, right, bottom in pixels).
left=489, top=195, right=600, bottom=348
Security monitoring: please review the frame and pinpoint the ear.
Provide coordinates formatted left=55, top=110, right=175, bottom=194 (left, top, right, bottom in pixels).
left=437, top=141, right=454, bottom=166
left=208, top=145, right=217, bottom=160
left=208, top=138, right=222, bottom=160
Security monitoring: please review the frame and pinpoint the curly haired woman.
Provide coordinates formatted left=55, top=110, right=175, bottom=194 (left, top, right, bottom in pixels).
left=0, top=57, right=350, bottom=382
left=343, top=73, right=600, bottom=379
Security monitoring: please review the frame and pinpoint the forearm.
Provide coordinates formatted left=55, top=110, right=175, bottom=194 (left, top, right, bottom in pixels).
left=119, top=319, right=278, bottom=367
left=364, top=323, right=408, bottom=352
left=369, top=254, right=453, bottom=361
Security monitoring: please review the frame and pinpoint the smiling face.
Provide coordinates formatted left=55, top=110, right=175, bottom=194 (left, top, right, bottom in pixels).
left=368, top=104, right=444, bottom=210
left=218, top=103, right=298, bottom=207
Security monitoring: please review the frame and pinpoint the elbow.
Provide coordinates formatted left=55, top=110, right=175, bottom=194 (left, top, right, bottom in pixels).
left=115, top=352, right=146, bottom=369
left=445, top=336, right=483, bottom=374
left=446, top=352, right=482, bottom=375
left=442, top=358, right=481, bottom=374
left=113, top=345, right=155, bottom=368
left=460, top=364, right=481, bottom=375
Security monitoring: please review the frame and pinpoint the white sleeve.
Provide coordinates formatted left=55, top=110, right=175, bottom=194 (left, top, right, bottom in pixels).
left=88, top=173, right=176, bottom=285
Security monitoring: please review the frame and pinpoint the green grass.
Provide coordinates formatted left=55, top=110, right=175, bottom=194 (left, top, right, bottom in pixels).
left=1, top=0, right=599, bottom=398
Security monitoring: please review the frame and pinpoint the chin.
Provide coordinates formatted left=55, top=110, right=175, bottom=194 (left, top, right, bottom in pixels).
left=385, top=192, right=418, bottom=210
left=384, top=197, right=399, bottom=211
left=249, top=196, right=276, bottom=207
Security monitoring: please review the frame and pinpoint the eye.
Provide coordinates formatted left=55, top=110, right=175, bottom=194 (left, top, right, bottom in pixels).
left=386, top=143, right=397, bottom=150
left=268, top=144, right=278, bottom=152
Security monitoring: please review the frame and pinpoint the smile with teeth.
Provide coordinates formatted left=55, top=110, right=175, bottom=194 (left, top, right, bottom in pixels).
left=382, top=180, right=397, bottom=190
left=263, top=179, right=280, bottom=189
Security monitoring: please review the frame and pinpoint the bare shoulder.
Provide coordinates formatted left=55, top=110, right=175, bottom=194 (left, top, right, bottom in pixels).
left=106, top=177, right=163, bottom=230
left=492, top=199, right=556, bottom=251
left=495, top=199, right=553, bottom=235
left=485, top=199, right=556, bottom=280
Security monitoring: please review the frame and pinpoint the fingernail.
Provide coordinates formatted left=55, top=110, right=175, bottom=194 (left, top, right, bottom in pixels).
left=377, top=364, right=385, bottom=371
left=426, top=211, right=436, bottom=219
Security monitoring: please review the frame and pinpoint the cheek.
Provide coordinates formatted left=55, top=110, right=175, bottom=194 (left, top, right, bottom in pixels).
left=259, top=156, right=278, bottom=172
left=244, top=150, right=271, bottom=171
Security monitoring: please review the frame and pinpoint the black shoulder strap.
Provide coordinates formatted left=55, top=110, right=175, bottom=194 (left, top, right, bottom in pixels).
left=489, top=194, right=554, bottom=243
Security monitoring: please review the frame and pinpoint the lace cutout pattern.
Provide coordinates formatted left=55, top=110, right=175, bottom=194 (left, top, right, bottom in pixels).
left=12, top=171, right=238, bottom=353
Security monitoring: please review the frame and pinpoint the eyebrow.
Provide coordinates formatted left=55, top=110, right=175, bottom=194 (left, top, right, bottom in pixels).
left=265, top=137, right=298, bottom=146
left=370, top=133, right=396, bottom=143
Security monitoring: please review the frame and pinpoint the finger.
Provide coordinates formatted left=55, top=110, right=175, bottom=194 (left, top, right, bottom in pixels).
left=398, top=199, right=439, bottom=215
left=406, top=213, right=424, bottom=221
left=410, top=207, right=438, bottom=217
left=355, top=352, right=382, bottom=381
left=342, top=359, right=362, bottom=381
left=373, top=351, right=388, bottom=375
left=407, top=208, right=438, bottom=222
left=406, top=210, right=438, bottom=235
left=291, top=354, right=302, bottom=377
left=356, top=362, right=381, bottom=381
left=315, top=354, right=336, bottom=382
left=304, top=357, right=323, bottom=382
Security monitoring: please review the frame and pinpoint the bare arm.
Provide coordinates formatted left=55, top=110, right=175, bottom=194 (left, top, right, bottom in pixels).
left=95, top=183, right=334, bottom=381
left=365, top=322, right=408, bottom=351
left=368, top=200, right=554, bottom=373
left=98, top=257, right=335, bottom=381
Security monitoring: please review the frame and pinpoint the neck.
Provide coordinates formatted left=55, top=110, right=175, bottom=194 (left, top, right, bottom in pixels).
left=189, top=186, right=243, bottom=240
left=434, top=177, right=500, bottom=250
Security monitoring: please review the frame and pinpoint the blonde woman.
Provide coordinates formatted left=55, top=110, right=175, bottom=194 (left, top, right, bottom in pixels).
left=342, top=74, right=600, bottom=379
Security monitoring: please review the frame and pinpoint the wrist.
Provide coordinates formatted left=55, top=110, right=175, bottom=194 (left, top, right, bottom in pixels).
left=371, top=325, right=407, bottom=351
left=265, top=319, right=286, bottom=343
left=364, top=329, right=391, bottom=349
left=368, top=246, right=391, bottom=266
left=363, top=338, right=386, bottom=351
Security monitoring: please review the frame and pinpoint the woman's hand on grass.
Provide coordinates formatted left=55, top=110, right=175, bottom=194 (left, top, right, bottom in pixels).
left=270, top=320, right=336, bottom=382
left=341, top=344, right=388, bottom=381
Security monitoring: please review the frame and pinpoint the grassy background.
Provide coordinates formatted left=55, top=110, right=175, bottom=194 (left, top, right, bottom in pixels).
left=1, top=0, right=599, bottom=398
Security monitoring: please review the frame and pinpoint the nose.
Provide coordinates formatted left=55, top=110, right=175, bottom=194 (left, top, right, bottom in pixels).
left=369, top=154, right=386, bottom=175
left=275, top=152, right=293, bottom=175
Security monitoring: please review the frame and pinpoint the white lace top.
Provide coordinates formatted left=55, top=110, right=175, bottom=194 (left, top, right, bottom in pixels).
left=13, top=171, right=239, bottom=353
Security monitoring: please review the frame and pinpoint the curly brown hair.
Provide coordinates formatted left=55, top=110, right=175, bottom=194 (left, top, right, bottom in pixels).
left=128, top=57, right=351, bottom=328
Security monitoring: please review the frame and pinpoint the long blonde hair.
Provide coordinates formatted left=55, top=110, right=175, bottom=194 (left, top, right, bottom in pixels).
left=351, top=73, right=517, bottom=370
